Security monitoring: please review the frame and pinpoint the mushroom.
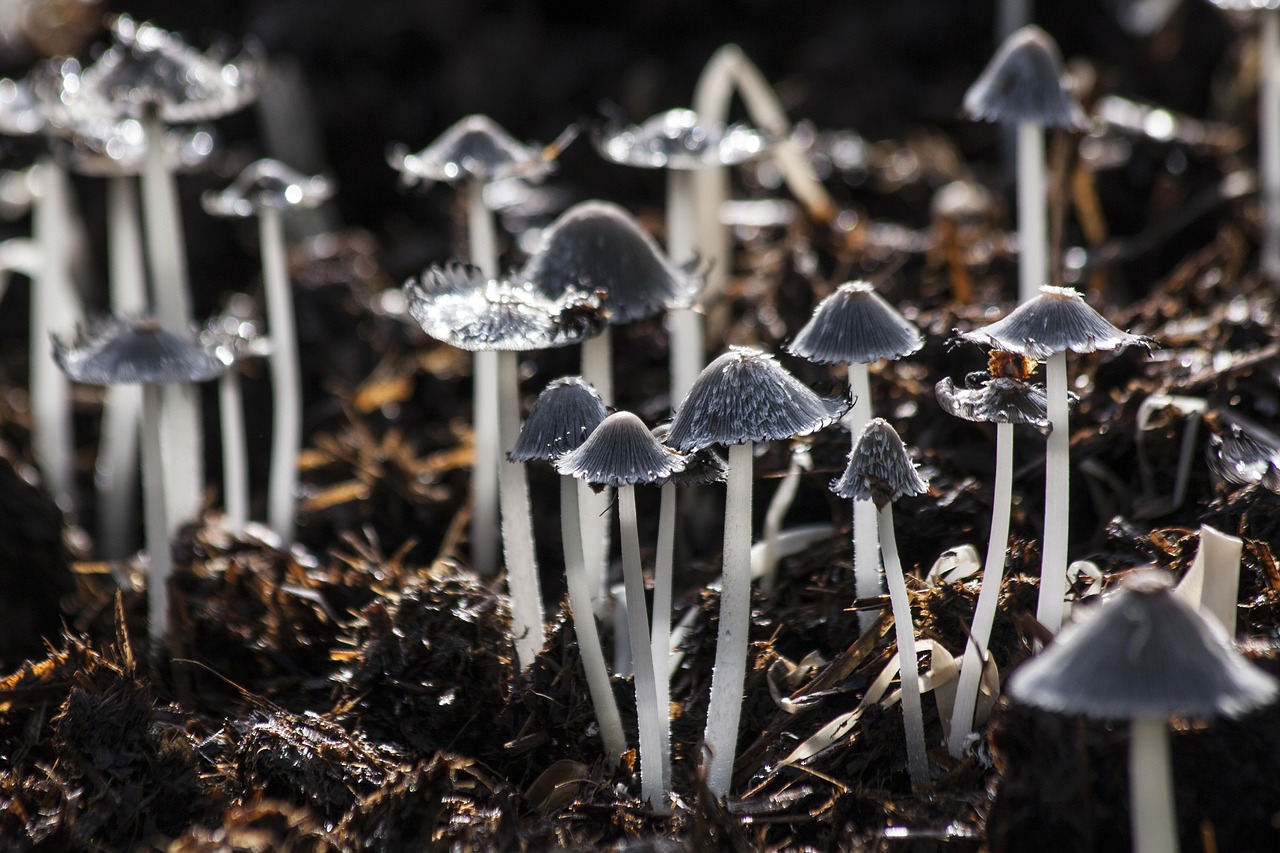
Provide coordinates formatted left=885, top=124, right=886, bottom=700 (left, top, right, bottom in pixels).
left=666, top=346, right=844, bottom=798
left=831, top=417, right=931, bottom=786
left=1006, top=572, right=1279, bottom=853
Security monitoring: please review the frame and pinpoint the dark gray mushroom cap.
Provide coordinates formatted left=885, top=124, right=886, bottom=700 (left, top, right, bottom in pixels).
left=202, top=158, right=334, bottom=217
left=666, top=347, right=846, bottom=451
left=518, top=200, right=700, bottom=323
left=52, top=119, right=215, bottom=177
left=935, top=376, right=1053, bottom=431
left=53, top=316, right=228, bottom=386
left=651, top=425, right=727, bottom=487
left=388, top=114, right=570, bottom=185
left=404, top=263, right=607, bottom=352
left=785, top=281, right=924, bottom=365
left=554, top=411, right=688, bottom=488
left=962, top=26, right=1086, bottom=130
left=1006, top=572, right=1279, bottom=720
left=595, top=107, right=774, bottom=170
left=1206, top=423, right=1280, bottom=492
left=509, top=376, right=608, bottom=463
left=957, top=285, right=1147, bottom=360
left=831, top=418, right=929, bottom=509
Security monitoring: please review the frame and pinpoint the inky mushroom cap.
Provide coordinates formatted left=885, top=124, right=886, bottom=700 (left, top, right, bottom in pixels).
left=508, top=376, right=608, bottom=463
left=831, top=418, right=929, bottom=509
left=962, top=25, right=1086, bottom=130
left=554, top=411, right=688, bottom=488
left=666, top=346, right=846, bottom=451
left=203, top=158, right=334, bottom=218
left=1007, top=572, right=1279, bottom=720
left=935, top=376, right=1053, bottom=431
left=518, top=200, right=700, bottom=323
left=785, top=281, right=924, bottom=365
left=53, top=316, right=228, bottom=386
left=404, top=263, right=606, bottom=352
left=1206, top=423, right=1280, bottom=492
left=651, top=424, right=727, bottom=487
left=595, top=107, right=774, bottom=170
left=388, top=114, right=573, bottom=185
left=957, top=285, right=1147, bottom=360
left=52, top=119, right=215, bottom=177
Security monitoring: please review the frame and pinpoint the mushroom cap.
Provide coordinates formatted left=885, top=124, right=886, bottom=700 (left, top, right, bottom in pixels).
left=785, top=281, right=924, bottom=365
left=404, top=263, right=606, bottom=352
left=957, top=285, right=1147, bottom=360
left=203, top=158, right=334, bottom=217
left=1207, top=0, right=1280, bottom=9
left=200, top=296, right=271, bottom=365
left=554, top=411, right=688, bottom=488
left=935, top=376, right=1052, bottom=430
left=831, top=417, right=929, bottom=508
left=1006, top=572, right=1279, bottom=720
left=508, top=376, right=608, bottom=463
left=595, top=107, right=774, bottom=170
left=1206, top=423, right=1280, bottom=492
left=388, top=114, right=568, bottom=185
left=666, top=346, right=846, bottom=451
left=931, top=180, right=993, bottom=223
left=518, top=200, right=700, bottom=323
left=962, top=25, right=1086, bottom=130
left=0, top=77, right=43, bottom=136
left=52, top=119, right=216, bottom=177
left=651, top=424, right=727, bottom=486
left=53, top=316, right=228, bottom=386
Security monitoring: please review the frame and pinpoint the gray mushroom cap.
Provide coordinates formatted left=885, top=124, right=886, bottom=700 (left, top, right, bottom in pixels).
left=554, top=411, right=689, bottom=488
left=831, top=417, right=929, bottom=509
left=0, top=77, right=43, bottom=136
left=595, top=107, right=774, bottom=170
left=518, top=200, right=700, bottom=323
left=509, top=376, right=608, bottom=463
left=53, top=118, right=216, bottom=177
left=963, top=25, right=1087, bottom=130
left=1206, top=423, right=1280, bottom=492
left=53, top=316, right=229, bottom=386
left=785, top=281, right=924, bottom=365
left=957, top=285, right=1147, bottom=360
left=388, top=114, right=572, bottom=185
left=1006, top=572, right=1279, bottom=720
left=404, top=263, right=607, bottom=352
left=651, top=424, right=727, bottom=487
left=203, top=158, right=334, bottom=217
left=935, top=376, right=1054, bottom=431
left=666, top=347, right=846, bottom=452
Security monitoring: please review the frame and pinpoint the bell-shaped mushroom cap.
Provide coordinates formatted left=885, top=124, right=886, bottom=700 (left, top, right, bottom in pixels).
left=666, top=346, right=846, bottom=452
left=53, top=316, right=228, bottom=386
left=785, top=281, right=924, bottom=365
left=0, top=77, right=43, bottom=136
left=651, top=424, right=727, bottom=486
left=962, top=26, right=1086, bottom=130
left=554, top=411, right=688, bottom=488
left=509, top=376, right=608, bottom=463
left=831, top=418, right=929, bottom=509
left=935, top=376, right=1052, bottom=431
left=957, top=285, right=1147, bottom=360
left=595, top=107, right=774, bottom=170
left=52, top=119, right=215, bottom=177
left=1007, top=572, right=1279, bottom=720
left=404, top=263, right=606, bottom=352
left=518, top=200, right=700, bottom=323
left=388, top=114, right=575, bottom=185
left=203, top=158, right=333, bottom=217
left=931, top=179, right=994, bottom=224
left=1206, top=423, right=1280, bottom=492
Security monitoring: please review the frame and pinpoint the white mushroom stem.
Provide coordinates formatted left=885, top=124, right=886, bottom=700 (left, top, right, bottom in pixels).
left=848, top=362, right=881, bottom=633
left=759, top=447, right=806, bottom=594
left=1036, top=351, right=1070, bottom=634
left=619, top=483, right=668, bottom=809
left=667, top=168, right=702, bottom=406
left=582, top=326, right=613, bottom=407
left=580, top=330, right=613, bottom=613
left=1262, top=10, right=1280, bottom=283
left=561, top=475, right=627, bottom=763
left=259, top=204, right=301, bottom=545
left=1129, top=716, right=1179, bottom=853
left=219, top=368, right=249, bottom=533
left=948, top=421, right=1014, bottom=757
left=652, top=479, right=677, bottom=792
left=497, top=349, right=544, bottom=669
left=467, top=177, right=499, bottom=578
left=1016, top=120, right=1047, bottom=304
left=879, top=502, right=929, bottom=786
left=705, top=441, right=754, bottom=799
left=140, top=383, right=170, bottom=643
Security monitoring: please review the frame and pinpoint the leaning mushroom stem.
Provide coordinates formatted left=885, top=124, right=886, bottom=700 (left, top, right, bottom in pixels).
left=1036, top=351, right=1070, bottom=634
left=667, top=168, right=702, bottom=405
left=760, top=446, right=805, bottom=594
left=259, top=204, right=302, bottom=545
left=219, top=368, right=249, bottom=533
left=1262, top=10, right=1280, bottom=283
left=1015, top=120, right=1047, bottom=303
left=140, top=383, right=170, bottom=643
left=1129, top=716, right=1179, bottom=853
left=948, top=421, right=1013, bottom=757
left=848, top=362, right=881, bottom=632
left=878, top=501, right=930, bottom=786
left=652, top=479, right=676, bottom=791
left=467, top=178, right=500, bottom=577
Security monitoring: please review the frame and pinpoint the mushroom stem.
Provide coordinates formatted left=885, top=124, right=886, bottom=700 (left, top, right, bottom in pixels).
left=561, top=475, right=627, bottom=763
left=760, top=447, right=805, bottom=594
left=652, top=479, right=676, bottom=791
left=467, top=177, right=500, bottom=577
left=704, top=440, right=754, bottom=798
left=581, top=326, right=613, bottom=406
left=259, top=204, right=301, bottom=545
left=848, top=362, right=881, bottom=632
left=667, top=168, right=702, bottom=405
left=140, top=383, right=170, bottom=643
left=1129, top=716, right=1179, bottom=853
left=219, top=368, right=249, bottom=533
left=578, top=478, right=610, bottom=618
left=1262, top=10, right=1280, bottom=283
left=948, top=421, right=1013, bottom=757
left=497, top=349, right=544, bottom=669
left=879, top=502, right=929, bottom=786
left=1036, top=351, right=1070, bottom=633
left=1015, top=120, right=1047, bottom=303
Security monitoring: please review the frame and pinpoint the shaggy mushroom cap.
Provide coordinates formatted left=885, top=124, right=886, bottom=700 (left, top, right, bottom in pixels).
left=554, top=411, right=688, bottom=488
left=651, top=424, right=727, bottom=487
left=388, top=114, right=574, bottom=185
left=935, top=376, right=1054, bottom=432
left=508, top=376, right=608, bottom=463
left=518, top=200, right=700, bottom=323
left=404, top=263, right=607, bottom=353
left=831, top=417, right=929, bottom=509
left=52, top=118, right=215, bottom=177
left=1006, top=572, right=1279, bottom=720
left=203, top=158, right=333, bottom=217
left=963, top=25, right=1086, bottom=130
left=595, top=107, right=774, bottom=170
left=785, top=281, right=924, bottom=365
left=1206, top=423, right=1280, bottom=492
left=666, top=346, right=846, bottom=452
left=957, top=285, right=1147, bottom=360
left=53, top=316, right=228, bottom=386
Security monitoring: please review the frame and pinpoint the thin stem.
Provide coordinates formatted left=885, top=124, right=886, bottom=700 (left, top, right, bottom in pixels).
left=1037, top=352, right=1070, bottom=633
left=1263, top=10, right=1280, bottom=282
left=582, top=326, right=613, bottom=406
left=497, top=349, right=544, bottom=669
left=667, top=169, right=702, bottom=406
left=467, top=178, right=499, bottom=576
left=219, top=369, right=249, bottom=534
left=760, top=448, right=803, bottom=594
left=580, top=328, right=613, bottom=610
left=997, top=0, right=1031, bottom=41
left=848, top=363, right=881, bottom=633
left=141, top=384, right=170, bottom=643
left=653, top=480, right=676, bottom=792
left=1198, top=524, right=1243, bottom=637
left=879, top=503, right=929, bottom=786
left=1016, top=121, right=1047, bottom=304
left=1129, top=717, right=1179, bottom=853
left=260, top=205, right=301, bottom=545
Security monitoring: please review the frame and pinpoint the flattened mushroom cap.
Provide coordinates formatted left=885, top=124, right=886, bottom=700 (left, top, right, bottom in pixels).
left=509, top=376, right=608, bottom=463
left=388, top=114, right=573, bottom=185
left=958, top=285, right=1147, bottom=360
left=652, top=424, right=727, bottom=486
left=554, top=411, right=688, bottom=488
left=786, top=281, right=924, bottom=365
left=53, top=119, right=215, bottom=176
left=831, top=417, right=929, bottom=509
left=1206, top=423, right=1280, bottom=492
left=666, top=346, right=846, bottom=451
left=963, top=25, right=1086, bottom=130
left=405, top=263, right=607, bottom=352
left=202, top=158, right=333, bottom=217
left=595, top=107, right=774, bottom=170
left=518, top=200, right=700, bottom=323
left=1007, top=572, right=1279, bottom=720
left=935, top=376, right=1053, bottom=431
left=53, top=316, right=228, bottom=386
